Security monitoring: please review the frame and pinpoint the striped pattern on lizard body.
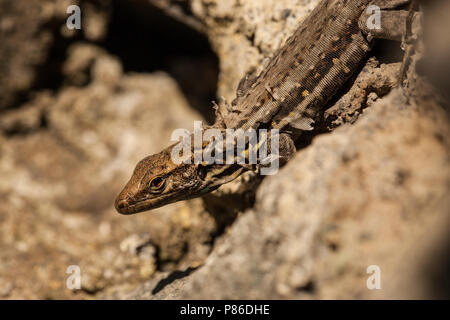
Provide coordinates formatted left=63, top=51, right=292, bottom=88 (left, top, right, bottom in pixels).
left=224, top=0, right=372, bottom=132
left=114, top=0, right=412, bottom=214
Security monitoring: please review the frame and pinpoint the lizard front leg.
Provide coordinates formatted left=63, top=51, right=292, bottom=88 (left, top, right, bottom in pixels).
left=253, top=132, right=296, bottom=174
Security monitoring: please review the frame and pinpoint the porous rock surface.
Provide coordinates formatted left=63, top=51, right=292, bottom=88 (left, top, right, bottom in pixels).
left=0, top=0, right=448, bottom=299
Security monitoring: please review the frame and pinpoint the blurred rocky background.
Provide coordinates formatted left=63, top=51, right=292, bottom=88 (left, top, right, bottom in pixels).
left=0, top=0, right=448, bottom=299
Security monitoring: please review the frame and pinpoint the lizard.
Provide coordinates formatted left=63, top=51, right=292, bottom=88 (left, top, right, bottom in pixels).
left=115, top=0, right=413, bottom=215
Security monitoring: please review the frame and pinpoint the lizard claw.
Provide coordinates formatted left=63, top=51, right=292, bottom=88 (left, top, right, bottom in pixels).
left=212, top=101, right=227, bottom=129
left=219, top=96, right=233, bottom=113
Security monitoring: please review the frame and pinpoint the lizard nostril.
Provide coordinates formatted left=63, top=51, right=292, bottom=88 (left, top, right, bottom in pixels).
left=116, top=199, right=127, bottom=211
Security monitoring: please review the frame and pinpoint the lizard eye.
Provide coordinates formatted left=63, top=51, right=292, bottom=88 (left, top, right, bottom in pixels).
left=149, top=176, right=165, bottom=192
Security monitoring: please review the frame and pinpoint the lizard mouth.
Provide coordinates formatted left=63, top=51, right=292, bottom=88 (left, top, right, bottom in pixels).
left=116, top=198, right=166, bottom=214
left=115, top=190, right=193, bottom=215
left=115, top=196, right=172, bottom=215
left=114, top=177, right=215, bottom=215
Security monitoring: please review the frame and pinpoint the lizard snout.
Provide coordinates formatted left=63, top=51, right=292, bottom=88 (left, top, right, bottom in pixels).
left=115, top=177, right=142, bottom=214
left=115, top=189, right=139, bottom=214
left=114, top=197, right=129, bottom=214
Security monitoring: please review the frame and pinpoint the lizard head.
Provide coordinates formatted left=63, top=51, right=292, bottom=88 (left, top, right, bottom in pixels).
left=114, top=146, right=212, bottom=215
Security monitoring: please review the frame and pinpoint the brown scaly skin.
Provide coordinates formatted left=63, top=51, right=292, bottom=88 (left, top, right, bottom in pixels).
left=115, top=143, right=243, bottom=214
left=116, top=146, right=207, bottom=214
left=115, top=0, right=413, bottom=214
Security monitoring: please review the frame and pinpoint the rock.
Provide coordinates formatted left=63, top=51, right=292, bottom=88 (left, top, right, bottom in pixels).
left=0, top=0, right=113, bottom=110
left=1, top=0, right=449, bottom=300
left=0, top=278, right=14, bottom=298
left=47, top=61, right=205, bottom=213
left=419, top=0, right=450, bottom=98
left=191, top=0, right=320, bottom=102
left=0, top=92, right=53, bottom=134
left=82, top=1, right=111, bottom=41
left=136, top=87, right=449, bottom=299
left=324, top=58, right=401, bottom=128
left=62, top=43, right=122, bottom=87
left=0, top=0, right=83, bottom=110
left=0, top=46, right=217, bottom=298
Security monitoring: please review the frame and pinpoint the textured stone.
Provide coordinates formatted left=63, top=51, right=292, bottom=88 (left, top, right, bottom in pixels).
left=145, top=89, right=450, bottom=299
left=1, top=0, right=449, bottom=300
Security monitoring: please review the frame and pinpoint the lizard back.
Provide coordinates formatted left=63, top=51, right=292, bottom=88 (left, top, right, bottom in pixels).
left=224, top=0, right=372, bottom=132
